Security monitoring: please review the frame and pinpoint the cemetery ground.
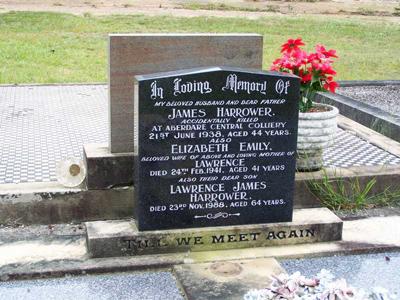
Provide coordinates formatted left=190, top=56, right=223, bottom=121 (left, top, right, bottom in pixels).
left=0, top=0, right=400, bottom=19
left=1, top=3, right=400, bottom=300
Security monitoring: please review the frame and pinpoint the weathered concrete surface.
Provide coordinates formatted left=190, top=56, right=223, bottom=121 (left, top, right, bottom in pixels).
left=108, top=34, right=263, bottom=153
left=85, top=208, right=343, bottom=258
left=84, top=143, right=134, bottom=190
left=0, top=223, right=87, bottom=280
left=0, top=222, right=184, bottom=281
left=0, top=238, right=86, bottom=268
left=0, top=222, right=86, bottom=243
left=0, top=249, right=184, bottom=282
left=174, top=258, right=284, bottom=300
left=336, top=206, right=400, bottom=220
left=0, top=182, right=134, bottom=225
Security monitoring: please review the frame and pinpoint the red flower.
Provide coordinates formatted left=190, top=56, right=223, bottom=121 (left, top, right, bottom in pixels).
left=299, top=69, right=312, bottom=83
left=270, top=58, right=283, bottom=71
left=321, top=64, right=337, bottom=75
left=324, top=79, right=339, bottom=93
left=310, top=59, right=336, bottom=76
left=270, top=38, right=339, bottom=102
left=281, top=49, right=307, bottom=70
left=316, top=44, right=338, bottom=58
left=281, top=38, right=305, bottom=53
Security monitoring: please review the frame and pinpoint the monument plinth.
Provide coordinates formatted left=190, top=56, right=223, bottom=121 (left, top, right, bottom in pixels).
left=86, top=208, right=343, bottom=258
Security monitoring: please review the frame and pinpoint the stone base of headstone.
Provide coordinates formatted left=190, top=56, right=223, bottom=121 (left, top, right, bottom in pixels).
left=85, top=208, right=342, bottom=258
left=83, top=143, right=134, bottom=190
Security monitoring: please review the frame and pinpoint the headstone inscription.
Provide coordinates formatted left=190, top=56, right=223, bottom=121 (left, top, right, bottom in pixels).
left=134, top=67, right=300, bottom=231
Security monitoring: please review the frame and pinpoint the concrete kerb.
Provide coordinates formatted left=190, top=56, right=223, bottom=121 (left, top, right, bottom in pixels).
left=0, top=255, right=183, bottom=282
left=1, top=163, right=400, bottom=225
left=0, top=216, right=399, bottom=282
left=84, top=143, right=134, bottom=190
left=2, top=247, right=400, bottom=283
left=0, top=166, right=396, bottom=225
left=0, top=182, right=134, bottom=225
left=337, top=80, right=400, bottom=87
left=316, top=81, right=400, bottom=143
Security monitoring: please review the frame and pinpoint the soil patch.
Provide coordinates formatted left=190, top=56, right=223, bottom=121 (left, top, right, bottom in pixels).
left=0, top=0, right=399, bottom=22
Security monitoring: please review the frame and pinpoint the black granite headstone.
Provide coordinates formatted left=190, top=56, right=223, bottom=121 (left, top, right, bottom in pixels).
left=134, top=67, right=300, bottom=231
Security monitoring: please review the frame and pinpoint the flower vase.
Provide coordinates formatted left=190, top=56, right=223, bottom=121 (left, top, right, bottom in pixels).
left=296, top=103, right=339, bottom=171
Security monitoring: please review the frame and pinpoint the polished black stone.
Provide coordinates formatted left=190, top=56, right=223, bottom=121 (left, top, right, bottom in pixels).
left=134, top=67, right=300, bottom=231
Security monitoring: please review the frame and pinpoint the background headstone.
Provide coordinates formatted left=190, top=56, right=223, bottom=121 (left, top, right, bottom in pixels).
left=134, top=67, right=300, bottom=231
left=109, top=34, right=263, bottom=153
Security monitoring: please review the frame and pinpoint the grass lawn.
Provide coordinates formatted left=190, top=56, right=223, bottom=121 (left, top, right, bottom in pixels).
left=0, top=11, right=399, bottom=84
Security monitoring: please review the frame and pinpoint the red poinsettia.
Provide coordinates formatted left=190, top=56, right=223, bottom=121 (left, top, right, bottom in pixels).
left=324, top=77, right=339, bottom=93
left=271, top=38, right=339, bottom=112
left=298, top=69, right=312, bottom=84
left=315, top=44, right=338, bottom=58
left=281, top=38, right=305, bottom=53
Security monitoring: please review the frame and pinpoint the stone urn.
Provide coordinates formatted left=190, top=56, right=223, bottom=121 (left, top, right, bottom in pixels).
left=296, top=103, right=339, bottom=171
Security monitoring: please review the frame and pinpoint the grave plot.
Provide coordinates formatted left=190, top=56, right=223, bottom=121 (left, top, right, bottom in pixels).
left=0, top=34, right=399, bottom=262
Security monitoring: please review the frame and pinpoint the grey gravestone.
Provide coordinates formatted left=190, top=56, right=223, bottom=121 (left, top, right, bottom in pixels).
left=84, top=34, right=263, bottom=191
left=134, top=67, right=300, bottom=231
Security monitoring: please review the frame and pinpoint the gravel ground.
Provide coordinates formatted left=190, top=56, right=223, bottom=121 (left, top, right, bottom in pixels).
left=0, top=271, right=184, bottom=300
left=280, top=252, right=400, bottom=296
left=337, top=85, right=400, bottom=116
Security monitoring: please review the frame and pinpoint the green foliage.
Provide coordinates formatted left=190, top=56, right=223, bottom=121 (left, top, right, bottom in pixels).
left=0, top=11, right=399, bottom=84
left=307, top=170, right=400, bottom=211
left=299, top=95, right=313, bottom=112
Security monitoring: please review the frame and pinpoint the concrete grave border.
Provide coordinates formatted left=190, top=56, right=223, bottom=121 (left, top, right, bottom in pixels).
left=0, top=211, right=399, bottom=282
left=316, top=80, right=400, bottom=143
